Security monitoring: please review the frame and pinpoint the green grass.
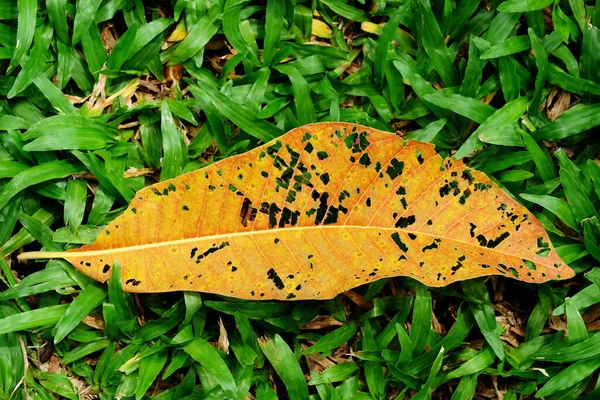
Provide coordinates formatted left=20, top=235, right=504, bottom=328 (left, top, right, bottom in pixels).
left=1, top=0, right=600, bottom=398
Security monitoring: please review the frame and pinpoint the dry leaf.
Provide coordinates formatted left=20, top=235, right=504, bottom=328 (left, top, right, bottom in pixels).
left=20, top=123, right=574, bottom=299
left=301, top=315, right=344, bottom=330
left=218, top=318, right=230, bottom=354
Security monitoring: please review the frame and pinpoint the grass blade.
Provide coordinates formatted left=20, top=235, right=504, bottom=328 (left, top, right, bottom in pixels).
left=410, top=284, right=432, bottom=357
left=46, top=0, right=69, bottom=44
left=259, top=335, right=309, bottom=400
left=160, top=101, right=187, bottom=180
left=565, top=297, right=588, bottom=345
left=188, top=82, right=283, bottom=142
left=72, top=0, right=101, bottom=45
left=169, top=5, right=221, bottom=65
left=0, top=305, right=69, bottom=334
left=8, top=26, right=53, bottom=98
left=532, top=103, right=600, bottom=141
left=64, top=179, right=87, bottom=233
left=303, top=324, right=356, bottom=356
left=413, top=0, right=459, bottom=87
left=8, top=0, right=36, bottom=72
left=423, top=92, right=495, bottom=124
left=107, top=23, right=138, bottom=70
left=498, top=0, right=553, bottom=12
left=0, top=160, right=83, bottom=210
left=262, top=0, right=284, bottom=66
left=184, top=339, right=237, bottom=398
left=32, top=75, right=78, bottom=115
left=536, top=357, right=600, bottom=397
left=374, top=4, right=409, bottom=85
left=320, top=0, right=368, bottom=22
left=52, top=282, right=107, bottom=343
left=456, top=97, right=528, bottom=158
left=135, top=349, right=169, bottom=399
left=480, top=36, right=530, bottom=59
left=275, top=64, right=316, bottom=125
left=520, top=193, right=578, bottom=230
left=462, top=280, right=505, bottom=360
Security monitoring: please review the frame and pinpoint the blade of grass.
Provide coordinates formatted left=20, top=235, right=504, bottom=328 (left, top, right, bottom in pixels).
left=169, top=4, right=221, bottom=65
left=46, top=0, right=69, bottom=44
left=565, top=297, right=588, bottom=345
left=556, top=149, right=598, bottom=223
left=459, top=36, right=483, bottom=98
left=8, top=26, right=53, bottom=98
left=320, top=0, right=368, bottom=22
left=8, top=0, right=36, bottom=72
left=308, top=362, right=358, bottom=385
left=259, top=335, right=309, bottom=400
left=410, top=284, right=432, bottom=357
left=107, top=261, right=137, bottom=322
left=135, top=350, right=169, bottom=399
left=184, top=339, right=237, bottom=398
left=275, top=63, right=316, bottom=125
left=64, top=178, right=87, bottom=233
left=547, top=64, right=600, bottom=95
left=532, top=103, right=600, bottom=141
left=480, top=36, right=530, bottom=59
left=403, top=119, right=446, bottom=143
left=188, top=81, right=283, bottom=142
left=520, top=193, right=578, bottom=230
left=0, top=304, right=69, bottom=334
left=223, top=0, right=260, bottom=67
left=72, top=0, right=101, bottom=45
left=362, top=321, right=385, bottom=398
left=160, top=101, right=187, bottom=180
left=528, top=28, right=548, bottom=120
left=303, top=324, right=356, bottom=356
left=521, top=131, right=556, bottom=181
left=262, top=0, right=284, bottom=66
left=423, top=92, right=495, bottom=124
left=525, top=290, right=552, bottom=340
left=462, top=280, right=505, bottom=360
left=497, top=0, right=553, bottom=12
left=32, top=75, right=78, bottom=116
left=456, top=97, right=528, bottom=158
left=52, top=282, right=107, bottom=343
left=107, top=23, right=138, bottom=70
left=536, top=357, right=600, bottom=397
left=0, top=267, right=76, bottom=301
left=498, top=56, right=520, bottom=102
left=413, top=0, right=459, bottom=86
left=0, top=160, right=83, bottom=210
left=374, top=4, right=409, bottom=85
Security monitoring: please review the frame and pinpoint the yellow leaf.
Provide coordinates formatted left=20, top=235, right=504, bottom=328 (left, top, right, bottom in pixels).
left=167, top=20, right=188, bottom=42
left=20, top=123, right=574, bottom=300
left=361, top=21, right=383, bottom=35
left=312, top=20, right=332, bottom=39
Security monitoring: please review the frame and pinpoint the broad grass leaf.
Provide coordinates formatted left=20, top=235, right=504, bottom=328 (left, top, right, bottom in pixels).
left=0, top=304, right=69, bottom=335
left=262, top=0, right=284, bottom=66
left=497, top=0, right=553, bottom=13
left=8, top=0, right=36, bottom=72
left=20, top=123, right=573, bottom=299
left=71, top=0, right=101, bottom=46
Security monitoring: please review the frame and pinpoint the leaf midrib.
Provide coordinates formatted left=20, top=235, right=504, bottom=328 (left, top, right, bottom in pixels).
left=18, top=224, right=552, bottom=268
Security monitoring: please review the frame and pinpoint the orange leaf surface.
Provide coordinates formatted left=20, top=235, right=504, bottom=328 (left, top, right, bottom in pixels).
left=20, top=123, right=574, bottom=299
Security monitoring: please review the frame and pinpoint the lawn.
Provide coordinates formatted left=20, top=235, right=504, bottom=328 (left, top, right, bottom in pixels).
left=1, top=0, right=600, bottom=399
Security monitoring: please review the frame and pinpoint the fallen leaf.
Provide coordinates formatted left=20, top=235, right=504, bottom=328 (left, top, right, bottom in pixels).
left=81, top=314, right=105, bottom=330
left=547, top=89, right=572, bottom=121
left=301, top=315, right=344, bottom=330
left=20, top=123, right=574, bottom=299
left=218, top=318, right=229, bottom=354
